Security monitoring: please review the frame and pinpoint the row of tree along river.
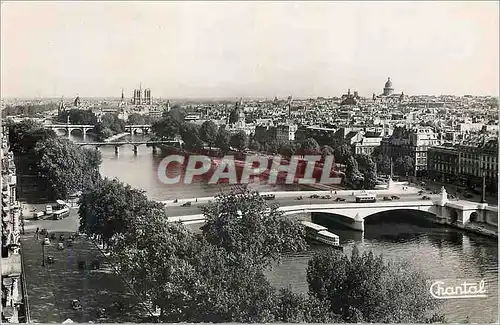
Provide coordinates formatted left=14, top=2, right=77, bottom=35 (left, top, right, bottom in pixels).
left=75, top=133, right=498, bottom=323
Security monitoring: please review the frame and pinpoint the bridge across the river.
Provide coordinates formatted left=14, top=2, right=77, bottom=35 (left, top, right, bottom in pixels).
left=165, top=189, right=498, bottom=232
left=44, top=124, right=152, bottom=136
left=74, top=139, right=180, bottom=153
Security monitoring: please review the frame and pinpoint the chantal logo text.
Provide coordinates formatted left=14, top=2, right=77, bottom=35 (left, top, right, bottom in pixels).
left=429, top=279, right=487, bottom=299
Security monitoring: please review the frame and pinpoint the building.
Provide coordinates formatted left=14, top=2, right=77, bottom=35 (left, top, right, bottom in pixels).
left=427, top=143, right=460, bottom=183
left=1, top=121, right=25, bottom=323
left=373, top=77, right=405, bottom=103
left=427, top=137, right=498, bottom=193
left=132, top=86, right=152, bottom=105
left=457, top=136, right=498, bottom=192
left=380, top=126, right=440, bottom=176
left=382, top=77, right=394, bottom=96
left=295, top=126, right=337, bottom=146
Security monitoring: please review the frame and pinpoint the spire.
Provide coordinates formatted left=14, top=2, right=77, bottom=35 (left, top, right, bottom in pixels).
left=121, top=88, right=124, bottom=100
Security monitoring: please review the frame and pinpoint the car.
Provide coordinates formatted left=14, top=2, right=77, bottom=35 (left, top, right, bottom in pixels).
left=418, top=190, right=424, bottom=195
left=71, top=299, right=82, bottom=310
left=97, top=308, right=106, bottom=319
left=383, top=196, right=392, bottom=201
left=391, top=195, right=400, bottom=200
left=43, top=237, right=50, bottom=245
left=181, top=202, right=192, bottom=207
left=321, top=195, right=331, bottom=199
left=310, top=194, right=320, bottom=199
left=296, top=196, right=303, bottom=200
left=261, top=194, right=275, bottom=200
left=45, top=205, right=53, bottom=215
left=422, top=196, right=431, bottom=200
left=335, top=197, right=346, bottom=202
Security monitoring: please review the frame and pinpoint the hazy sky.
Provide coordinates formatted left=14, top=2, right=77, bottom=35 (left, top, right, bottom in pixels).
left=1, top=1, right=498, bottom=98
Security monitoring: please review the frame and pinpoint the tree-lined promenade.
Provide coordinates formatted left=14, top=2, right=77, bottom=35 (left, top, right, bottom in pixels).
left=9, top=117, right=444, bottom=323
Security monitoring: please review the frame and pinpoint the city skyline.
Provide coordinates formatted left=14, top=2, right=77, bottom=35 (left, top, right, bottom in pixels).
left=1, top=1, right=499, bottom=99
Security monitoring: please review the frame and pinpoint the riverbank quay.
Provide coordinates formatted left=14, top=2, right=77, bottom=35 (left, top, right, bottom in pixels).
left=20, top=231, right=147, bottom=323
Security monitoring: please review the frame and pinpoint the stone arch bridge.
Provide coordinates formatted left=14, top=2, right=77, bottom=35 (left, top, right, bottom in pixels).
left=167, top=191, right=498, bottom=232
left=44, top=124, right=152, bottom=136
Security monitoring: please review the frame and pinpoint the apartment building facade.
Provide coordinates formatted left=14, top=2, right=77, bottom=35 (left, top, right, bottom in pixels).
left=1, top=122, right=25, bottom=323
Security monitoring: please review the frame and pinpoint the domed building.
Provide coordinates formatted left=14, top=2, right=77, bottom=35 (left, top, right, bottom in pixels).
left=374, top=77, right=405, bottom=103
left=383, top=77, right=394, bottom=96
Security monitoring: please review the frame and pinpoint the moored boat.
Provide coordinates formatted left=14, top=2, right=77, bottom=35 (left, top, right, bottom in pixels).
left=300, top=220, right=343, bottom=250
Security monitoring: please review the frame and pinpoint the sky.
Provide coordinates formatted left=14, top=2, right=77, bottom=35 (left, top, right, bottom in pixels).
left=1, top=1, right=498, bottom=99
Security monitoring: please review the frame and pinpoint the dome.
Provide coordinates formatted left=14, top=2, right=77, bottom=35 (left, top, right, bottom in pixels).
left=384, top=77, right=393, bottom=88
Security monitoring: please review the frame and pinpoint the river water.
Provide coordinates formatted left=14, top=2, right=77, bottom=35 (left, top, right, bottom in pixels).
left=74, top=134, right=498, bottom=323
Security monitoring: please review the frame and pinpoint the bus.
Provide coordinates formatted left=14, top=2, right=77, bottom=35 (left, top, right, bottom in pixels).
left=355, top=194, right=377, bottom=203
left=52, top=207, right=70, bottom=220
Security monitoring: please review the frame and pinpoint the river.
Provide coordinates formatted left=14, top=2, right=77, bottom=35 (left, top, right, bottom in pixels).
left=74, top=134, right=498, bottom=323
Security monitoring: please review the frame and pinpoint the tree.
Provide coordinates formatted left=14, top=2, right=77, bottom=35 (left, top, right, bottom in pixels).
left=363, top=162, right=377, bottom=190
left=127, top=113, right=146, bottom=125
left=248, top=138, right=261, bottom=152
left=199, top=120, right=218, bottom=149
left=334, top=144, right=351, bottom=166
left=355, top=154, right=373, bottom=171
left=307, top=247, right=444, bottom=323
left=94, top=113, right=125, bottom=140
left=279, top=142, right=297, bottom=157
left=180, top=123, right=203, bottom=150
left=395, top=155, right=415, bottom=177
left=151, top=115, right=183, bottom=140
left=300, top=138, right=320, bottom=156
left=345, top=155, right=362, bottom=187
left=230, top=130, right=248, bottom=152
left=200, top=190, right=307, bottom=269
left=8, top=119, right=57, bottom=155
left=78, top=178, right=164, bottom=246
left=320, top=145, right=335, bottom=161
left=375, top=154, right=391, bottom=175
left=58, top=109, right=98, bottom=125
left=33, top=137, right=102, bottom=200
left=215, top=127, right=231, bottom=153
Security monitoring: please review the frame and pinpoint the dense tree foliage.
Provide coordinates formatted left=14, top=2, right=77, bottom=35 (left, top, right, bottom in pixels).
left=127, top=113, right=153, bottom=125
left=248, top=138, right=261, bottom=151
left=57, top=108, right=98, bottom=125
left=7, top=119, right=57, bottom=155
left=33, top=137, right=101, bottom=200
left=300, top=138, right=320, bottom=156
left=78, top=181, right=445, bottom=323
left=363, top=161, right=378, bottom=190
left=307, top=248, right=444, bottom=323
left=320, top=145, right=335, bottom=161
left=93, top=113, right=125, bottom=141
left=395, top=155, right=415, bottom=177
left=2, top=103, right=58, bottom=117
left=78, top=178, right=164, bottom=246
left=179, top=123, right=203, bottom=150
left=334, top=144, right=352, bottom=166
left=375, top=154, right=392, bottom=175
left=345, top=155, right=361, bottom=182
left=199, top=120, right=218, bottom=148
left=201, top=190, right=307, bottom=269
left=230, top=130, right=249, bottom=152
left=215, top=126, right=231, bottom=153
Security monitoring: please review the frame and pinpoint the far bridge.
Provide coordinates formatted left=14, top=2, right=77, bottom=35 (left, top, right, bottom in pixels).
left=75, top=140, right=180, bottom=154
left=44, top=124, right=153, bottom=136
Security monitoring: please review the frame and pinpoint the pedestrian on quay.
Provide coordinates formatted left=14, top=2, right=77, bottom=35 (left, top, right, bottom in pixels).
left=35, top=227, right=39, bottom=240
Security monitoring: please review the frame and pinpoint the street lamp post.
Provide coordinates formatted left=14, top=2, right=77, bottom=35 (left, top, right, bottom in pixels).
left=41, top=241, right=45, bottom=267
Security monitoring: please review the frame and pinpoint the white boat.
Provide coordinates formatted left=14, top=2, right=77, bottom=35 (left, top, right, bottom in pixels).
left=300, top=221, right=342, bottom=250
